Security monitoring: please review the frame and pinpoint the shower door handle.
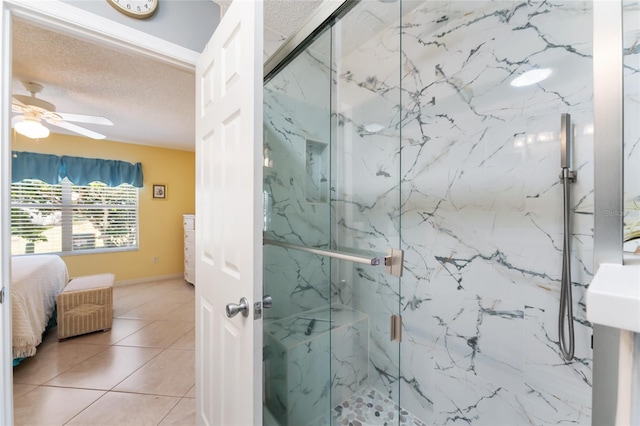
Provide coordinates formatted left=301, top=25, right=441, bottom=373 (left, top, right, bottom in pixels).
left=226, top=297, right=249, bottom=318
left=262, top=295, right=273, bottom=309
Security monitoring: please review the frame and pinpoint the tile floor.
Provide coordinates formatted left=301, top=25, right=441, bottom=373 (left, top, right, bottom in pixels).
left=332, top=388, right=427, bottom=426
left=12, top=278, right=196, bottom=426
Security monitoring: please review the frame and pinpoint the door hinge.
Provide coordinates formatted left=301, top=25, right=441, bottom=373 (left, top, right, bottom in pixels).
left=0, top=287, right=4, bottom=304
left=385, top=248, right=404, bottom=277
left=390, top=314, right=402, bottom=342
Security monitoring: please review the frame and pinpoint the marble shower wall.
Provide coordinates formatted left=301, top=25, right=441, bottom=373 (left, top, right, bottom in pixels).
left=330, top=1, right=403, bottom=401
left=263, top=27, right=379, bottom=424
left=265, top=3, right=407, bottom=415
left=623, top=2, right=640, bottom=423
left=396, top=1, right=594, bottom=424
left=263, top=30, right=332, bottom=321
left=624, top=1, right=640, bottom=243
left=262, top=29, right=337, bottom=425
left=333, top=1, right=594, bottom=423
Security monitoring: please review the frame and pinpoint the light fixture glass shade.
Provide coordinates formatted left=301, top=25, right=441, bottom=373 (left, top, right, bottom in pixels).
left=14, top=116, right=50, bottom=139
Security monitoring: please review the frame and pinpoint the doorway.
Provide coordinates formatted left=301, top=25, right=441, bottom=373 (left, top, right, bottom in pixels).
left=1, top=3, right=201, bottom=423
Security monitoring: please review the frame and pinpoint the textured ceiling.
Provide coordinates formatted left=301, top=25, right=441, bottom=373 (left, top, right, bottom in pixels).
left=11, top=18, right=196, bottom=151
left=11, top=1, right=324, bottom=152
left=215, top=0, right=324, bottom=59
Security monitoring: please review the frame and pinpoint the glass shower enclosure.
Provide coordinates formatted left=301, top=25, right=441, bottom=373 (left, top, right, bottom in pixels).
left=262, top=2, right=405, bottom=425
left=263, top=0, right=595, bottom=425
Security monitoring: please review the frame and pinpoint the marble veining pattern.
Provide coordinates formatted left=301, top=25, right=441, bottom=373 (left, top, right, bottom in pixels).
left=624, top=0, right=640, bottom=245
left=395, top=1, right=594, bottom=424
left=263, top=1, right=595, bottom=425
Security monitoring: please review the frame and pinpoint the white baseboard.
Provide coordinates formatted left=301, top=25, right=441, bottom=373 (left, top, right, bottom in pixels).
left=115, top=273, right=183, bottom=287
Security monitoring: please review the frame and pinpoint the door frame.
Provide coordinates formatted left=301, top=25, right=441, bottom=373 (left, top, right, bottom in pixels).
left=0, top=1, right=199, bottom=423
left=592, top=1, right=627, bottom=425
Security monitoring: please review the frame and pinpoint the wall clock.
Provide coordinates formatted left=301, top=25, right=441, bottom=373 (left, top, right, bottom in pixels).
left=107, top=0, right=158, bottom=19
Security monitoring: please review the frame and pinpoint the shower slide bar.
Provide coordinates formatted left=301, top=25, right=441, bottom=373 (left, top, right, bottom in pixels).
left=559, top=113, right=576, bottom=362
left=263, top=237, right=404, bottom=277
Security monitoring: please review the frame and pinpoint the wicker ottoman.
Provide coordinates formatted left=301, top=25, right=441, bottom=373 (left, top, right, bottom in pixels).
left=57, top=273, right=114, bottom=340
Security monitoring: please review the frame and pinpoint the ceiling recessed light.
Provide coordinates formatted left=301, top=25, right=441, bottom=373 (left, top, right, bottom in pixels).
left=510, top=68, right=553, bottom=87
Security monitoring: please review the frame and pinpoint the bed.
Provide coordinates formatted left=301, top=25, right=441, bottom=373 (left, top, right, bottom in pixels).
left=11, top=255, right=68, bottom=360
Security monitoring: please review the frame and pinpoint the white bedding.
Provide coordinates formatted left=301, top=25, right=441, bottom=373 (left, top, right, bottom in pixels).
left=11, top=255, right=68, bottom=359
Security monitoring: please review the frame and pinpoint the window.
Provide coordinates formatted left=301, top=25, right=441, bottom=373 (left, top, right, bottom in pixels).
left=11, top=178, right=138, bottom=255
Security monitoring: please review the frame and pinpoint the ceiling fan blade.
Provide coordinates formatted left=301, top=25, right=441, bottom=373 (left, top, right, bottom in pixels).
left=45, top=119, right=106, bottom=140
left=12, top=97, right=27, bottom=113
left=12, top=96, right=26, bottom=107
left=55, top=112, right=113, bottom=126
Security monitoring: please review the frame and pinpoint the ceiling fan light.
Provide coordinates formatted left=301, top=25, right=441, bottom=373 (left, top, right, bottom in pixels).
left=14, top=116, right=49, bottom=139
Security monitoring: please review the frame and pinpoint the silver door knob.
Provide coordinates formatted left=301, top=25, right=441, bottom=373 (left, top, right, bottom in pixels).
left=263, top=295, right=273, bottom=309
left=226, top=297, right=249, bottom=318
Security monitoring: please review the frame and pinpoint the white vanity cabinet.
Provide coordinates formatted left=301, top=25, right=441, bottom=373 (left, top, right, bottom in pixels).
left=183, top=214, right=195, bottom=285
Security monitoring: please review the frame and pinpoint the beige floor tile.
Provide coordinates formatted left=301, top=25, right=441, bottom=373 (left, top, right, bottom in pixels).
left=150, top=283, right=194, bottom=301
left=169, top=328, right=195, bottom=350
left=70, top=318, right=151, bottom=345
left=113, top=284, right=156, bottom=298
left=12, top=279, right=200, bottom=425
left=114, top=349, right=195, bottom=397
left=113, top=290, right=157, bottom=304
left=46, top=345, right=162, bottom=390
left=152, top=291, right=194, bottom=305
left=170, top=301, right=195, bottom=322
left=159, top=398, right=196, bottom=425
left=185, top=385, right=195, bottom=398
left=116, top=299, right=186, bottom=320
left=14, top=386, right=105, bottom=426
left=13, top=342, right=107, bottom=385
left=113, top=283, right=151, bottom=296
left=12, top=383, right=36, bottom=399
left=122, top=280, right=184, bottom=296
left=151, top=279, right=191, bottom=291
left=116, top=320, right=194, bottom=348
left=113, top=297, right=153, bottom=317
left=37, top=325, right=64, bottom=349
left=66, top=391, right=179, bottom=426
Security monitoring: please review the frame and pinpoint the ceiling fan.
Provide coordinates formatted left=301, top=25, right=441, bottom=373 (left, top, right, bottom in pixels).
left=11, top=81, right=113, bottom=140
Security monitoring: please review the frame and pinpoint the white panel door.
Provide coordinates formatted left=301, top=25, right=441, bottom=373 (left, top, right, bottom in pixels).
left=195, top=1, right=263, bottom=425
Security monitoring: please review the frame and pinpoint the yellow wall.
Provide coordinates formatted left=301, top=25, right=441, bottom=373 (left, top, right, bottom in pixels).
left=12, top=132, right=195, bottom=283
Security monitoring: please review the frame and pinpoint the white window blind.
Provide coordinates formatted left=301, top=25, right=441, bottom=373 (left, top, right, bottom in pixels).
left=11, top=178, right=138, bottom=255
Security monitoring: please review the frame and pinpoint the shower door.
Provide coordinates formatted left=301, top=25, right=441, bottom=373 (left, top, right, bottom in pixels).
left=262, top=1, right=405, bottom=424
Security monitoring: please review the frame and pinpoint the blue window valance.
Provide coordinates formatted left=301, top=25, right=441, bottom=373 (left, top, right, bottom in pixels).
left=11, top=151, right=144, bottom=188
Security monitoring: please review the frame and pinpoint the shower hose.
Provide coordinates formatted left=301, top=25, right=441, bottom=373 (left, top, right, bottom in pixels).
left=559, top=168, right=575, bottom=361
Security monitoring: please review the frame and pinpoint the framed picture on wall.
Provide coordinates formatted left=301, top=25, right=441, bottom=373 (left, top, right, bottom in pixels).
left=153, top=184, right=167, bottom=199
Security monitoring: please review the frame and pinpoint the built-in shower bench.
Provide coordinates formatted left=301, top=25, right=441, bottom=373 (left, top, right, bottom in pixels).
left=264, top=304, right=368, bottom=425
